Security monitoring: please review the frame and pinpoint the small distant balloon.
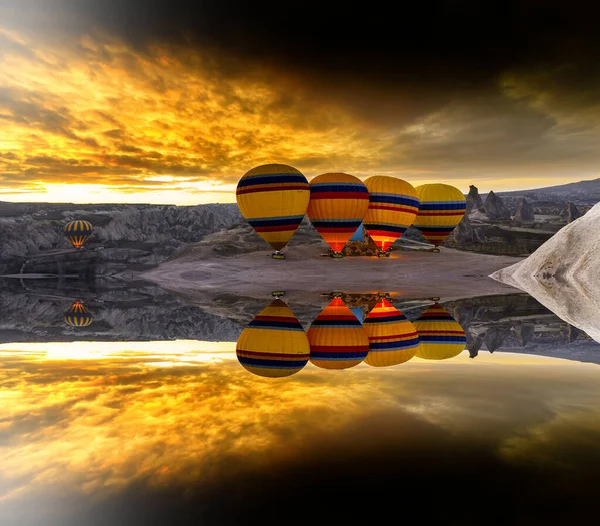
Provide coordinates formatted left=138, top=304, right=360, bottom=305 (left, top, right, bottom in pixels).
left=413, top=184, right=466, bottom=251
left=363, top=298, right=420, bottom=367
left=64, top=300, right=93, bottom=327
left=236, top=164, right=310, bottom=258
left=413, top=302, right=466, bottom=360
left=64, top=220, right=93, bottom=249
left=308, top=297, right=369, bottom=369
left=236, top=299, right=310, bottom=378
left=363, top=176, right=419, bottom=253
left=307, top=173, right=369, bottom=255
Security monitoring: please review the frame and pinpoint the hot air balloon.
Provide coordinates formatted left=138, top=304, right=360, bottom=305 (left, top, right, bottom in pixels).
left=308, top=297, right=369, bottom=369
left=413, top=184, right=466, bottom=252
left=64, top=220, right=93, bottom=249
left=236, top=299, right=310, bottom=377
left=362, top=176, right=419, bottom=256
left=306, top=173, right=369, bottom=257
left=363, top=298, right=420, bottom=367
left=64, top=300, right=93, bottom=327
left=413, top=302, right=466, bottom=360
left=236, top=164, right=310, bottom=259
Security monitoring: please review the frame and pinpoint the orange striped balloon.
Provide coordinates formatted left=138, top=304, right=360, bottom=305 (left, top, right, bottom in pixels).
left=308, top=297, right=369, bottom=369
left=64, top=300, right=93, bottom=327
left=307, top=173, right=369, bottom=253
left=363, top=299, right=420, bottom=367
left=413, top=303, right=466, bottom=360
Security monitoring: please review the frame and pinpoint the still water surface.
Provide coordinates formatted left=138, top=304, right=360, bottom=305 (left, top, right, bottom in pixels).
left=1, top=282, right=600, bottom=524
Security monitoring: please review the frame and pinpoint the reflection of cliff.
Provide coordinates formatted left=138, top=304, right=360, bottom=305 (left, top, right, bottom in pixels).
left=0, top=202, right=241, bottom=274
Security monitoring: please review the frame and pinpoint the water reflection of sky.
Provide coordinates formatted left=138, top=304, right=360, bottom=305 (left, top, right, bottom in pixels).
left=2, top=342, right=600, bottom=524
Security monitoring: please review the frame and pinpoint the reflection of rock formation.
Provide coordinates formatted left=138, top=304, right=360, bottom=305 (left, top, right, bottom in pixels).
left=483, top=191, right=511, bottom=220
left=491, top=202, right=600, bottom=343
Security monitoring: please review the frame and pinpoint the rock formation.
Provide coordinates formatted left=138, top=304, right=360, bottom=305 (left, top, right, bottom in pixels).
left=483, top=191, right=511, bottom=220
left=491, top=202, right=600, bottom=343
left=453, top=213, right=486, bottom=244
left=513, top=198, right=535, bottom=223
left=483, top=326, right=511, bottom=353
left=466, top=185, right=485, bottom=214
left=567, top=201, right=580, bottom=223
left=513, top=322, right=535, bottom=347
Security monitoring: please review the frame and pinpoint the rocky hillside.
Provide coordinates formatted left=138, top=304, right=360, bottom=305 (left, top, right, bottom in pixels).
left=0, top=202, right=241, bottom=274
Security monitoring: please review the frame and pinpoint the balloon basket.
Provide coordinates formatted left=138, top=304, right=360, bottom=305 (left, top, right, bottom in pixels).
left=431, top=247, right=440, bottom=253
left=271, top=291, right=286, bottom=298
left=377, top=251, right=391, bottom=258
left=272, top=252, right=285, bottom=260
left=330, top=252, right=344, bottom=259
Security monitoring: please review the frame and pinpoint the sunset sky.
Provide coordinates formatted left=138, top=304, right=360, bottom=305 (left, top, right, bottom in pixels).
left=2, top=1, right=600, bottom=204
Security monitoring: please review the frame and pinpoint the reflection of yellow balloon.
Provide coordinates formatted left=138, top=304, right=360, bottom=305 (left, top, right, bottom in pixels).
left=236, top=299, right=310, bottom=378
left=308, top=298, right=369, bottom=370
left=64, top=220, right=93, bottom=249
left=363, top=176, right=419, bottom=251
left=307, top=173, right=369, bottom=253
left=363, top=299, right=419, bottom=367
left=236, top=164, right=310, bottom=253
left=413, top=303, right=466, bottom=360
left=413, top=184, right=466, bottom=248
left=64, top=301, right=93, bottom=327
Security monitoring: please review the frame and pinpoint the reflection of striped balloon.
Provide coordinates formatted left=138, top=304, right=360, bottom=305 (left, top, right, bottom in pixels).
left=363, top=176, right=419, bottom=251
left=413, top=303, right=466, bottom=360
left=413, top=184, right=466, bottom=247
left=363, top=299, right=420, bottom=367
left=64, top=301, right=93, bottom=327
left=307, top=173, right=369, bottom=253
left=308, top=298, right=369, bottom=369
left=64, top=220, right=93, bottom=249
left=236, top=164, right=310, bottom=251
left=236, top=299, right=310, bottom=378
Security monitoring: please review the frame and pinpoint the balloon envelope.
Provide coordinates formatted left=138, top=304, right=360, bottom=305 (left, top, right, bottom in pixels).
left=64, top=300, right=93, bottom=327
left=64, top=220, right=93, bottom=249
left=363, top=299, right=420, bottom=367
left=413, top=303, right=466, bottom=360
left=308, top=297, right=369, bottom=369
left=236, top=164, right=310, bottom=251
left=307, top=173, right=369, bottom=252
left=236, top=299, right=310, bottom=378
left=413, top=184, right=466, bottom=247
left=363, top=176, right=419, bottom=251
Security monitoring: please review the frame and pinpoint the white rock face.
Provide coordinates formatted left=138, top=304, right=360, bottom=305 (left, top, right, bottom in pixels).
left=490, top=202, right=600, bottom=342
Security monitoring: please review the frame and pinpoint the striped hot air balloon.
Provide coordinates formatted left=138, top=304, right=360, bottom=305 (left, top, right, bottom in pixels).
left=363, top=176, right=419, bottom=255
left=308, top=297, right=369, bottom=369
left=64, top=220, right=93, bottom=249
left=413, top=184, right=466, bottom=252
left=413, top=303, right=466, bottom=360
left=236, top=164, right=310, bottom=258
left=64, top=300, right=93, bottom=327
left=236, top=299, right=310, bottom=378
left=363, top=298, right=420, bottom=367
left=307, top=173, right=369, bottom=256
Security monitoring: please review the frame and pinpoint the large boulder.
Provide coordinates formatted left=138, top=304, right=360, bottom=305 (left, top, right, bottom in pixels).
left=513, top=198, right=535, bottom=223
left=490, top=203, right=600, bottom=342
left=483, top=191, right=511, bottom=220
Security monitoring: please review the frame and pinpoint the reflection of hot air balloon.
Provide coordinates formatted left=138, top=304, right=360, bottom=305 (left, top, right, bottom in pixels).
left=363, top=176, right=419, bottom=255
left=308, top=297, right=369, bottom=369
left=363, top=298, right=420, bottom=367
left=236, top=299, right=310, bottom=377
left=64, top=220, right=93, bottom=249
left=413, top=303, right=466, bottom=360
left=236, top=164, right=310, bottom=259
left=307, top=173, right=369, bottom=256
left=413, top=184, right=466, bottom=252
left=64, top=300, right=93, bottom=327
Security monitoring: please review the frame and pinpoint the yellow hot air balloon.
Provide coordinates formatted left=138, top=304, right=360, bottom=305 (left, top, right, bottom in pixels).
left=236, top=299, right=310, bottom=378
left=236, top=164, right=310, bottom=259
left=64, top=300, right=93, bottom=327
left=413, top=303, right=466, bottom=360
left=363, top=298, right=420, bottom=367
left=363, top=176, right=419, bottom=255
left=306, top=173, right=369, bottom=256
left=308, top=297, right=369, bottom=369
left=413, top=184, right=466, bottom=252
left=64, top=220, right=93, bottom=249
